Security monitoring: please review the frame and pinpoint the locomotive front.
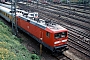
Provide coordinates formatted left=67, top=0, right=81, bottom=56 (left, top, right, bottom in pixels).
left=47, top=24, right=68, bottom=53
left=53, top=30, right=68, bottom=53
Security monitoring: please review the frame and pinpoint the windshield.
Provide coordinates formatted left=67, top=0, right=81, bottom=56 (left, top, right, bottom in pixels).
left=55, top=32, right=67, bottom=39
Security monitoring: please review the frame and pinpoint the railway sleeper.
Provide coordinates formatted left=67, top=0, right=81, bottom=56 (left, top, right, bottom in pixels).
left=68, top=40, right=90, bottom=57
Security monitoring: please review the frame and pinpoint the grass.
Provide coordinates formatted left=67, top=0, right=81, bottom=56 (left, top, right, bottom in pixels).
left=0, top=20, right=40, bottom=60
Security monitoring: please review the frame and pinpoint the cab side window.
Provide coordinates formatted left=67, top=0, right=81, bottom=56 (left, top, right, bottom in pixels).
left=46, top=32, right=50, bottom=38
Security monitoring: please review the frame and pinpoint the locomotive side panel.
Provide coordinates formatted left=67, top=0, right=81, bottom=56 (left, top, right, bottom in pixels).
left=44, top=28, right=54, bottom=47
left=17, top=17, right=68, bottom=51
left=28, top=23, right=54, bottom=47
left=17, top=17, right=54, bottom=48
left=18, top=18, right=29, bottom=31
left=28, top=23, right=41, bottom=38
left=17, top=17, right=43, bottom=39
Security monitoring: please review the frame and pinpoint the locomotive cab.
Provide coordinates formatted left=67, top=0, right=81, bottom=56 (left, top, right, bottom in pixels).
left=45, top=23, right=68, bottom=53
left=54, top=31, right=67, bottom=44
left=53, top=31, right=68, bottom=52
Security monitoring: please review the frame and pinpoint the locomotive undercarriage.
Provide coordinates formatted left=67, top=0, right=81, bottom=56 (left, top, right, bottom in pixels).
left=52, top=44, right=69, bottom=56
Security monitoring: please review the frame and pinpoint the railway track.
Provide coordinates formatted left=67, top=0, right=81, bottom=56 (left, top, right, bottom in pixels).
left=55, top=54, right=71, bottom=60
left=39, top=6, right=90, bottom=31
left=40, top=3, right=90, bottom=19
left=38, top=8, right=90, bottom=60
left=38, top=10, right=90, bottom=54
left=22, top=2, right=90, bottom=34
left=37, top=6, right=90, bottom=48
left=40, top=2, right=90, bottom=40
left=38, top=3, right=90, bottom=35
left=37, top=3, right=90, bottom=28
left=69, top=33, right=90, bottom=51
left=68, top=33, right=90, bottom=57
left=35, top=7, right=90, bottom=60
left=61, top=3, right=90, bottom=10
left=50, top=3, right=90, bottom=14
left=38, top=12, right=90, bottom=60
left=22, top=1, right=90, bottom=44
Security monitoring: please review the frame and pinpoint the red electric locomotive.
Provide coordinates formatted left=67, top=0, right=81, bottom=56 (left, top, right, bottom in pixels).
left=17, top=15, right=68, bottom=53
left=0, top=4, right=68, bottom=53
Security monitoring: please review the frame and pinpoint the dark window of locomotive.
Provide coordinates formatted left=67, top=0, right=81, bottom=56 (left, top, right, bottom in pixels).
left=55, top=32, right=67, bottom=39
left=46, top=32, right=50, bottom=37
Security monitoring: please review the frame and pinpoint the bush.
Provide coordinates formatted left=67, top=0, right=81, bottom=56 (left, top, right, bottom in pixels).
left=31, top=54, right=40, bottom=60
left=0, top=20, right=40, bottom=60
left=0, top=48, right=17, bottom=60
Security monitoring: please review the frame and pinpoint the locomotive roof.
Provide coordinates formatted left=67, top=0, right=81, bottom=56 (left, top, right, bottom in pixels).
left=19, top=15, right=67, bottom=33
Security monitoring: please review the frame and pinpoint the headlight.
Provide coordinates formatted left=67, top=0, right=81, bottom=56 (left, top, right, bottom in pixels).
left=62, top=39, right=67, bottom=42
left=54, top=41, right=61, bottom=44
